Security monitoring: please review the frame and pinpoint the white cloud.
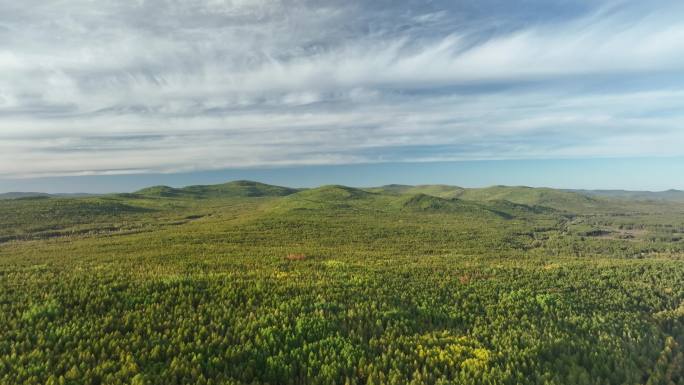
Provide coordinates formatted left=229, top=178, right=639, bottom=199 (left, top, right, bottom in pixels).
left=1, top=0, right=684, bottom=177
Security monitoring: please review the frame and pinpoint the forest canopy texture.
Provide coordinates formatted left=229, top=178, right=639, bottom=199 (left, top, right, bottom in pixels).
left=1, top=181, right=683, bottom=385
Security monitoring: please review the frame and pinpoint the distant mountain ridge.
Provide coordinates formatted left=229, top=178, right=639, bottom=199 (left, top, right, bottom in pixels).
left=0, top=192, right=52, bottom=200
left=0, top=192, right=95, bottom=200
left=133, top=180, right=299, bottom=199
left=567, top=189, right=684, bottom=202
left=366, top=184, right=465, bottom=198
left=5, top=181, right=684, bottom=208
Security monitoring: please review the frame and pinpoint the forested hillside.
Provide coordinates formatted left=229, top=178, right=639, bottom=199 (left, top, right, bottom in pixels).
left=1, top=181, right=683, bottom=385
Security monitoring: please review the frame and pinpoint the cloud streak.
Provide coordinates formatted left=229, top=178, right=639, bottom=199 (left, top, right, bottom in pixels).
left=1, top=0, right=684, bottom=177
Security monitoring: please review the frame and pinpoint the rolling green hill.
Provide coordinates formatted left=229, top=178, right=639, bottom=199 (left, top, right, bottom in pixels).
left=368, top=184, right=620, bottom=212
left=455, top=185, right=607, bottom=212
left=391, top=193, right=524, bottom=219
left=133, top=185, right=181, bottom=197
left=273, top=185, right=387, bottom=212
left=1, top=180, right=684, bottom=385
left=135, top=180, right=299, bottom=199
left=289, top=184, right=373, bottom=201
left=570, top=189, right=684, bottom=202
left=367, top=184, right=465, bottom=198
left=0, top=197, right=155, bottom=242
left=394, top=193, right=472, bottom=212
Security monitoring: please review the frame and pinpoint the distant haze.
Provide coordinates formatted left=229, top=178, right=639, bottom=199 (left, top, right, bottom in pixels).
left=1, top=158, right=683, bottom=194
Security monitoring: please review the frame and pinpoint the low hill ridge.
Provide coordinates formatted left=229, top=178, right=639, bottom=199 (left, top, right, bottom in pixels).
left=367, top=184, right=464, bottom=198
left=293, top=185, right=373, bottom=200
left=396, top=193, right=466, bottom=212
left=0, top=192, right=52, bottom=200
left=135, top=180, right=297, bottom=198
left=458, top=186, right=598, bottom=211
left=134, top=185, right=180, bottom=197
left=569, top=189, right=684, bottom=202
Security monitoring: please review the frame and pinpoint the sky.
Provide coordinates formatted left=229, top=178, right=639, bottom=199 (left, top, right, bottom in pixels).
left=2, top=0, right=684, bottom=192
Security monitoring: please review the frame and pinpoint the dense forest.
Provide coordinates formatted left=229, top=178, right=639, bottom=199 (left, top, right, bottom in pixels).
left=1, top=181, right=683, bottom=385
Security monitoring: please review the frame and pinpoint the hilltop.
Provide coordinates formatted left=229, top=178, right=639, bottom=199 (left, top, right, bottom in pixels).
left=569, top=189, right=684, bottom=202
left=134, top=180, right=299, bottom=199
left=7, top=180, right=684, bottom=209
left=2, top=179, right=683, bottom=250
left=367, top=184, right=465, bottom=198
left=456, top=185, right=600, bottom=212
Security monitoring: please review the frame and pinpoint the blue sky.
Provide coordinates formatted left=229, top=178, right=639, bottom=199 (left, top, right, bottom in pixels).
left=2, top=158, right=684, bottom=193
left=1, top=0, right=684, bottom=192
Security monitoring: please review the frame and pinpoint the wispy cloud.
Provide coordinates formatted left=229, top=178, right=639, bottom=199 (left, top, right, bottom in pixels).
left=1, top=0, right=684, bottom=177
